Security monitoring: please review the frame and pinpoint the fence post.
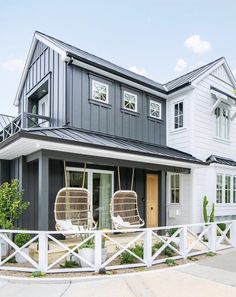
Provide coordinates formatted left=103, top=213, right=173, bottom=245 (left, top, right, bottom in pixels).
left=38, top=232, right=48, bottom=273
left=208, top=223, right=216, bottom=252
left=94, top=231, right=102, bottom=272
left=180, top=226, right=188, bottom=259
left=230, top=220, right=236, bottom=247
left=144, top=229, right=152, bottom=267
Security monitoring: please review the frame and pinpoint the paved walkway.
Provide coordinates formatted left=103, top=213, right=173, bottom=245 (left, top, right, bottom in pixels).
left=1, top=249, right=236, bottom=297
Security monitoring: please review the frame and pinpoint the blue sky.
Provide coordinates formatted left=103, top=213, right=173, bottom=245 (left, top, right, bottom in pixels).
left=0, top=0, right=236, bottom=116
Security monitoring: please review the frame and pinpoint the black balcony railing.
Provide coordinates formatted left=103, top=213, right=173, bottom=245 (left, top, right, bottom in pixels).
left=0, top=112, right=51, bottom=142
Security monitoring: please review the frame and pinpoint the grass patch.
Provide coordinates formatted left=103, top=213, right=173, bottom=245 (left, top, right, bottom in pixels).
left=206, top=252, right=216, bottom=257
left=60, top=260, right=80, bottom=268
left=165, top=259, right=177, bottom=266
left=31, top=271, right=46, bottom=278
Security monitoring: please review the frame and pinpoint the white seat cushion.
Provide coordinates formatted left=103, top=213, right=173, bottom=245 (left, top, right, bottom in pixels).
left=57, top=219, right=79, bottom=231
left=112, top=215, right=131, bottom=227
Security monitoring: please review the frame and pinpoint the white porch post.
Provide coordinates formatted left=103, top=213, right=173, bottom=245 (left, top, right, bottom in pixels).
left=208, top=223, right=216, bottom=252
left=180, top=226, right=188, bottom=259
left=38, top=232, right=48, bottom=273
left=94, top=231, right=102, bottom=272
left=144, top=229, right=152, bottom=267
left=230, top=221, right=236, bottom=247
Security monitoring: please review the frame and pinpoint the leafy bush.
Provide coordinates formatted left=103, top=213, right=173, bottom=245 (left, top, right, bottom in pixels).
left=14, top=233, right=32, bottom=247
left=0, top=180, right=29, bottom=229
left=152, top=241, right=178, bottom=257
left=217, top=223, right=226, bottom=231
left=120, top=244, right=143, bottom=264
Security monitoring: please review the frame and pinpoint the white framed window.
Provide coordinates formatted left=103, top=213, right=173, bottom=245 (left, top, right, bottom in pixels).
left=174, top=101, right=183, bottom=129
left=216, top=174, right=236, bottom=204
left=123, top=91, right=137, bottom=112
left=214, top=106, right=230, bottom=140
left=92, top=80, right=109, bottom=103
left=170, top=174, right=180, bottom=204
left=216, top=174, right=223, bottom=203
left=225, top=175, right=231, bottom=203
left=150, top=100, right=161, bottom=119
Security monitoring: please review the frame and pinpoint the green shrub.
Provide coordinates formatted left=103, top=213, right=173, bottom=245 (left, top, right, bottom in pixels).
left=14, top=233, right=32, bottom=247
left=203, top=195, right=215, bottom=223
left=217, top=223, right=226, bottom=231
left=0, top=180, right=29, bottom=229
left=152, top=241, right=178, bottom=257
left=120, top=244, right=143, bottom=264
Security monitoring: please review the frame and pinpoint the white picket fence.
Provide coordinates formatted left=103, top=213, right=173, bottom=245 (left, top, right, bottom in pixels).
left=0, top=221, right=236, bottom=274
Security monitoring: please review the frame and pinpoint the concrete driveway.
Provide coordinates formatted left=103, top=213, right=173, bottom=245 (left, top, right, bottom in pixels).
left=1, top=249, right=236, bottom=297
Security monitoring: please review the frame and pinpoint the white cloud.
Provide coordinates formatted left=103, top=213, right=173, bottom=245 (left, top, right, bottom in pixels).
left=233, top=69, right=236, bottom=78
left=129, top=66, right=147, bottom=76
left=1, top=58, right=25, bottom=73
left=184, top=35, right=211, bottom=54
left=174, top=59, right=188, bottom=72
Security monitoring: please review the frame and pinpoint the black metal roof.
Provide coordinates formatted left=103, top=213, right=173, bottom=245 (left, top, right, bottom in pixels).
left=37, top=32, right=166, bottom=93
left=20, top=126, right=205, bottom=165
left=164, top=58, right=224, bottom=92
left=0, top=114, right=14, bottom=130
left=36, top=32, right=226, bottom=95
left=206, top=155, right=236, bottom=167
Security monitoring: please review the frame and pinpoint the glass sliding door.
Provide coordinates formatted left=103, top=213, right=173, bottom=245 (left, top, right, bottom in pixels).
left=66, top=167, right=113, bottom=228
left=93, top=173, right=112, bottom=228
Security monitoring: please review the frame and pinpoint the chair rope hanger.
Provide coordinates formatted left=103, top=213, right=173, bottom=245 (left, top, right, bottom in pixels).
left=110, top=166, right=145, bottom=229
left=54, top=161, right=93, bottom=232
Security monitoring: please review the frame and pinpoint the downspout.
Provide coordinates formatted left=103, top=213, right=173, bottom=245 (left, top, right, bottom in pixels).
left=61, top=55, right=73, bottom=126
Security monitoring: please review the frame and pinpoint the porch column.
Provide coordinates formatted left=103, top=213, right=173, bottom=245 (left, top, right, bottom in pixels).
left=160, top=171, right=166, bottom=226
left=38, top=152, right=49, bottom=230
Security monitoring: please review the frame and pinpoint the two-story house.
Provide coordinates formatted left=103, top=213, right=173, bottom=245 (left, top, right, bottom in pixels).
left=0, top=32, right=204, bottom=231
left=166, top=58, right=236, bottom=226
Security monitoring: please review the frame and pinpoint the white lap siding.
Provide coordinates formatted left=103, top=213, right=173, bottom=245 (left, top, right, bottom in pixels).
left=166, top=173, right=192, bottom=226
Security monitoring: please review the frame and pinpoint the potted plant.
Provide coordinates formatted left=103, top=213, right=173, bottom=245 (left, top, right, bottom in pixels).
left=14, top=232, right=32, bottom=263
left=0, top=180, right=30, bottom=257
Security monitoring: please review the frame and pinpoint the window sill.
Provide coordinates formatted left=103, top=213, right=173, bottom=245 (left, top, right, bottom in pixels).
left=216, top=203, right=236, bottom=206
left=89, top=99, right=112, bottom=109
left=170, top=127, right=186, bottom=134
left=147, top=116, right=163, bottom=123
left=213, top=137, right=231, bottom=145
left=121, top=108, right=140, bottom=117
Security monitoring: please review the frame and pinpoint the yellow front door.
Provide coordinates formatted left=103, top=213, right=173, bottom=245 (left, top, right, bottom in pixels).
left=146, top=174, right=158, bottom=227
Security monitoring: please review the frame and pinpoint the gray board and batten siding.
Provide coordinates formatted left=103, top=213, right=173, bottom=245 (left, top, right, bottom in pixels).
left=19, top=40, right=166, bottom=145
left=18, top=40, right=66, bottom=127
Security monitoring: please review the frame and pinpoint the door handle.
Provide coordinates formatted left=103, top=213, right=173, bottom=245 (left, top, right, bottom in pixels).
left=150, top=207, right=153, bottom=210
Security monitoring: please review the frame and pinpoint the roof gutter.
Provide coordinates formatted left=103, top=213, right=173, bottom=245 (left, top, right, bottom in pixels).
left=66, top=52, right=168, bottom=97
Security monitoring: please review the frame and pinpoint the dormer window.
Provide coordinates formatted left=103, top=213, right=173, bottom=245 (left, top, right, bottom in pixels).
left=123, top=91, right=137, bottom=112
left=174, top=101, right=183, bottom=129
left=215, top=105, right=229, bottom=140
left=92, top=80, right=109, bottom=103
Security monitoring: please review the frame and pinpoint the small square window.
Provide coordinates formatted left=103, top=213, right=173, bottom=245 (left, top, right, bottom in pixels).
left=92, top=80, right=109, bottom=103
left=123, top=91, right=137, bottom=112
left=150, top=100, right=161, bottom=119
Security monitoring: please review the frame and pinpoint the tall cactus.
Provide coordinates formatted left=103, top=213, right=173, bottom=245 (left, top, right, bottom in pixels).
left=203, top=195, right=208, bottom=223
left=203, top=195, right=215, bottom=223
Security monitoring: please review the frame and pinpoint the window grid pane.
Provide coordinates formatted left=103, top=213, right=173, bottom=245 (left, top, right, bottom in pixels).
left=225, top=176, right=231, bottom=204
left=92, top=81, right=108, bottom=103
left=174, top=102, right=183, bottom=129
left=171, top=175, right=180, bottom=203
left=216, top=174, right=222, bottom=203
left=150, top=100, right=161, bottom=119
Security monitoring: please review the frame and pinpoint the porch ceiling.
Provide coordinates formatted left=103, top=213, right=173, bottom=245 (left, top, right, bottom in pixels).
left=0, top=127, right=206, bottom=168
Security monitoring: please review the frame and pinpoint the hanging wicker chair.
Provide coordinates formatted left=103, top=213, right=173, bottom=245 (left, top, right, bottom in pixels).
left=110, top=168, right=145, bottom=229
left=54, top=187, right=93, bottom=231
left=54, top=162, right=93, bottom=232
